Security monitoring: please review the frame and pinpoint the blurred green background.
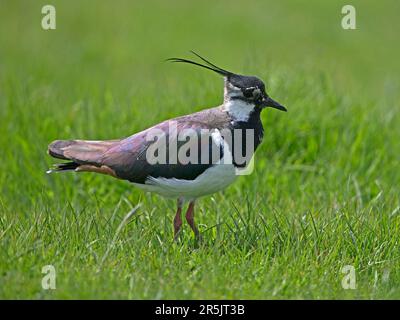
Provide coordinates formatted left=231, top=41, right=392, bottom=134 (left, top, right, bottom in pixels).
left=0, top=0, right=399, bottom=299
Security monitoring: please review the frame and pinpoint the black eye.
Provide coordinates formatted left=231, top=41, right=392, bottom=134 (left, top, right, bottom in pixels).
left=243, top=88, right=254, bottom=98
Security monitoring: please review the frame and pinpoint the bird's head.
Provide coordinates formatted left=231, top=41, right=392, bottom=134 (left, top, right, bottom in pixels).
left=224, top=74, right=286, bottom=112
left=167, top=51, right=286, bottom=113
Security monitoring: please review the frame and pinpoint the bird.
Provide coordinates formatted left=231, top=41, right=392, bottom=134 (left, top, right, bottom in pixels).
left=47, top=51, right=286, bottom=240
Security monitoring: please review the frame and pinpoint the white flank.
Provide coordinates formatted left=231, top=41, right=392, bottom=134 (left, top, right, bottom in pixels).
left=132, top=129, right=237, bottom=201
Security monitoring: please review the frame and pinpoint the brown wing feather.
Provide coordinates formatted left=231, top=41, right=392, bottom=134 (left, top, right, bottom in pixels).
left=48, top=139, right=119, bottom=163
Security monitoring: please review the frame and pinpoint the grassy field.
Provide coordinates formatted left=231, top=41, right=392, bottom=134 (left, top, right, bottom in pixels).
left=1, top=0, right=400, bottom=299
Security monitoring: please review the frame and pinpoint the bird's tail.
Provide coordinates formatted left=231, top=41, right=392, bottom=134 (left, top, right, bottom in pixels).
left=47, top=139, right=119, bottom=175
left=46, top=161, right=80, bottom=173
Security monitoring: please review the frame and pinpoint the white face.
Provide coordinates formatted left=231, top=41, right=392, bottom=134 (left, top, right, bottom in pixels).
left=222, top=83, right=255, bottom=121
left=224, top=82, right=242, bottom=101
left=223, top=98, right=256, bottom=122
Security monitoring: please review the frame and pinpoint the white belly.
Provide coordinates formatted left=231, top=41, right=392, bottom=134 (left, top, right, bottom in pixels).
left=132, top=163, right=237, bottom=201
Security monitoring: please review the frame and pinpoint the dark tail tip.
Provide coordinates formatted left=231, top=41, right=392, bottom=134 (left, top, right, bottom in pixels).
left=47, top=161, right=79, bottom=174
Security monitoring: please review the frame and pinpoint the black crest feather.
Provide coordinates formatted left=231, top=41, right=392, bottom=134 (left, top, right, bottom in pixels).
left=166, top=51, right=233, bottom=76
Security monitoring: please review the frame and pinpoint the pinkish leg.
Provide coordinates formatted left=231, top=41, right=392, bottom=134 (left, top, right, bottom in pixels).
left=173, top=199, right=183, bottom=240
left=185, top=201, right=200, bottom=238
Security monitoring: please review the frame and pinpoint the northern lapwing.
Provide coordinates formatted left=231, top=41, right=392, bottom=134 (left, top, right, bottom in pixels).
left=47, top=52, right=286, bottom=239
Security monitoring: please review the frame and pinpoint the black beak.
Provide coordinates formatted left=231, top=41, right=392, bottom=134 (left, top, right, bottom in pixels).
left=261, top=96, right=287, bottom=112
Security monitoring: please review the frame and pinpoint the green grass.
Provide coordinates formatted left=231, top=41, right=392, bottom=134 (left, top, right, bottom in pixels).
left=1, top=0, right=400, bottom=299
